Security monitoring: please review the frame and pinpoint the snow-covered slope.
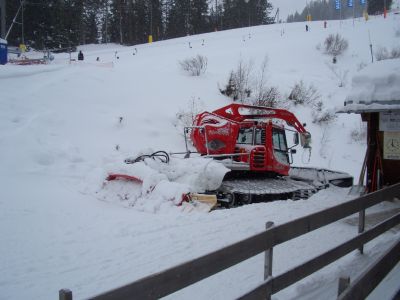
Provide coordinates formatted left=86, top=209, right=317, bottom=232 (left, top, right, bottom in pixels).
left=0, top=13, right=399, bottom=300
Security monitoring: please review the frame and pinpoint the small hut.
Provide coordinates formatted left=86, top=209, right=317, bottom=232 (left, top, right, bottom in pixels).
left=337, top=59, right=400, bottom=193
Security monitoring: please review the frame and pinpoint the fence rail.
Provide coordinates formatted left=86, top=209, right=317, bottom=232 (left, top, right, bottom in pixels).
left=338, top=238, right=400, bottom=300
left=238, top=212, right=400, bottom=299
left=61, top=183, right=400, bottom=300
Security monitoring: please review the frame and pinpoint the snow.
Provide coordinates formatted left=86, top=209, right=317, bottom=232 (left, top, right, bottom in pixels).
left=339, top=59, right=400, bottom=113
left=1, top=12, right=400, bottom=300
left=96, top=157, right=229, bottom=212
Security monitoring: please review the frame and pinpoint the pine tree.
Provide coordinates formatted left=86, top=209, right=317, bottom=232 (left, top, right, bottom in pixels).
left=166, top=0, right=190, bottom=37
left=81, top=0, right=101, bottom=45
left=190, top=0, right=210, bottom=34
left=368, top=0, right=392, bottom=15
left=287, top=0, right=366, bottom=22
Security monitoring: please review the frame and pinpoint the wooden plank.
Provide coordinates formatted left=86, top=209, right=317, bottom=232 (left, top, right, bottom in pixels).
left=91, top=183, right=400, bottom=300
left=239, top=213, right=400, bottom=298
left=270, top=183, right=400, bottom=246
left=236, top=281, right=272, bottom=300
left=338, top=239, right=400, bottom=300
left=91, top=232, right=270, bottom=300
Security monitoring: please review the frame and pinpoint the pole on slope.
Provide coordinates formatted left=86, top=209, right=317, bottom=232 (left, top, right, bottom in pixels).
left=5, top=2, right=22, bottom=40
left=384, top=0, right=387, bottom=18
left=21, top=0, right=24, bottom=45
left=368, top=30, right=373, bottom=63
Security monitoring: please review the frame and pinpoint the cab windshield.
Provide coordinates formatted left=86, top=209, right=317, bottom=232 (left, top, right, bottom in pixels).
left=272, top=128, right=289, bottom=164
left=237, top=128, right=265, bottom=145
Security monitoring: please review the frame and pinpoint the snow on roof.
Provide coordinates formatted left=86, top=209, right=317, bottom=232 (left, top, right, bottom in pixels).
left=0, top=38, right=7, bottom=44
left=337, top=59, right=400, bottom=113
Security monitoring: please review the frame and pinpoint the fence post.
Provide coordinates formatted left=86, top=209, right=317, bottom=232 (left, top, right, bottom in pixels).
left=59, top=289, right=73, bottom=300
left=337, top=277, right=351, bottom=296
left=358, top=210, right=365, bottom=254
left=264, top=221, right=274, bottom=300
left=264, top=221, right=274, bottom=279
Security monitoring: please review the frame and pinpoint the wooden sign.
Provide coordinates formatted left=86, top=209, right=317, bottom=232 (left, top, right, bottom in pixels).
left=380, top=111, right=400, bottom=132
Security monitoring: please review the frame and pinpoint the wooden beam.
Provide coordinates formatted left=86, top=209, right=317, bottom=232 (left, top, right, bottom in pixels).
left=91, top=184, right=400, bottom=300
left=338, top=238, right=400, bottom=300
left=239, top=213, right=400, bottom=298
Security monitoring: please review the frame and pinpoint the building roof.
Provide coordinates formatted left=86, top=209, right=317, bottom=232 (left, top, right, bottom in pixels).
left=337, top=59, right=400, bottom=113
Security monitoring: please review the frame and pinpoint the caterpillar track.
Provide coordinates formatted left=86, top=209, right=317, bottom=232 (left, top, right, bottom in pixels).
left=214, top=167, right=353, bottom=208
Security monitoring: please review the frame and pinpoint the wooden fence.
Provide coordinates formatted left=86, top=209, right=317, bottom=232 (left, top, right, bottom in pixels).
left=60, top=183, right=400, bottom=300
left=337, top=238, right=400, bottom=300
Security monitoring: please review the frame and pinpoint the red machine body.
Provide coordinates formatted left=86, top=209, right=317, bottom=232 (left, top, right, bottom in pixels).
left=190, top=103, right=311, bottom=177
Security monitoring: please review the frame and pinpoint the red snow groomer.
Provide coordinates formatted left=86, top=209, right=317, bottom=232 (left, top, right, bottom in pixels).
left=186, top=104, right=352, bottom=207
left=190, top=103, right=311, bottom=176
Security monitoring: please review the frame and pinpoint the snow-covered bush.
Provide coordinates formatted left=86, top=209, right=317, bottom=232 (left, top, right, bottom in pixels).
left=312, top=110, right=337, bottom=124
left=357, top=61, right=367, bottom=71
left=220, top=59, right=253, bottom=102
left=324, top=34, right=349, bottom=57
left=220, top=71, right=240, bottom=100
left=253, top=86, right=281, bottom=108
left=350, top=123, right=367, bottom=142
left=288, top=81, right=321, bottom=106
left=251, top=56, right=282, bottom=108
left=174, top=97, right=204, bottom=134
left=179, top=55, right=208, bottom=76
left=375, top=46, right=400, bottom=61
left=326, top=63, right=349, bottom=87
left=220, top=56, right=282, bottom=107
left=310, top=101, right=336, bottom=124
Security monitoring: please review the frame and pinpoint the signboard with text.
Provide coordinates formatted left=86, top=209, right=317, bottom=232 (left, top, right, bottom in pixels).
left=335, top=0, right=341, bottom=10
left=380, top=111, right=400, bottom=132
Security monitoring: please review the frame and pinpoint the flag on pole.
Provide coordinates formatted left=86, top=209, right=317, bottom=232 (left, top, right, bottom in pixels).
left=347, top=0, right=353, bottom=7
left=335, top=0, right=341, bottom=10
left=360, top=0, right=366, bottom=5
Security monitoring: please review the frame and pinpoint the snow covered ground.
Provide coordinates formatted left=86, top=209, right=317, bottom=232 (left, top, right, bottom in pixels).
left=1, top=12, right=400, bottom=300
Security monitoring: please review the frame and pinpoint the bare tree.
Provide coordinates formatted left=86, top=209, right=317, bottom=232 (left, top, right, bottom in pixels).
left=324, top=34, right=349, bottom=57
left=179, top=55, right=208, bottom=76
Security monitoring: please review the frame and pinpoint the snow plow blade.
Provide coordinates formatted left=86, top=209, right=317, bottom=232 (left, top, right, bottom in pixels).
left=106, top=173, right=143, bottom=184
left=181, top=193, right=218, bottom=213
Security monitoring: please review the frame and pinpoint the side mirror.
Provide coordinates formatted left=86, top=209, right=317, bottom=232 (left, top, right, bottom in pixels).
left=300, top=132, right=312, bottom=148
left=293, top=133, right=299, bottom=145
left=290, top=149, right=297, bottom=154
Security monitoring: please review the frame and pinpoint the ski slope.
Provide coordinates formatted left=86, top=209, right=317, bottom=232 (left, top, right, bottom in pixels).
left=0, top=13, right=400, bottom=300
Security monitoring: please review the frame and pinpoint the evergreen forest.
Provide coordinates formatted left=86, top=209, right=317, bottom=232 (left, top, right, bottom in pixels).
left=4, top=0, right=274, bottom=50
left=287, top=0, right=393, bottom=23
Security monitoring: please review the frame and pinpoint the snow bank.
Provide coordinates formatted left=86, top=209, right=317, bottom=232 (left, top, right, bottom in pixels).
left=1, top=13, right=400, bottom=300
left=94, top=155, right=229, bottom=213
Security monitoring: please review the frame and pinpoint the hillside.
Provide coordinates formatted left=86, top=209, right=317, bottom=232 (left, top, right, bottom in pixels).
left=0, top=14, right=399, bottom=299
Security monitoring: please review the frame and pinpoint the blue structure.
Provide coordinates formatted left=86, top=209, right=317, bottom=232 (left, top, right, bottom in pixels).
left=0, top=38, right=7, bottom=65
